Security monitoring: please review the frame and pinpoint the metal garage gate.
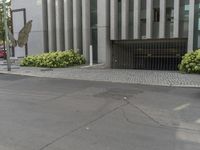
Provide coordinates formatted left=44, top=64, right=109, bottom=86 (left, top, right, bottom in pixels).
left=111, top=38, right=188, bottom=70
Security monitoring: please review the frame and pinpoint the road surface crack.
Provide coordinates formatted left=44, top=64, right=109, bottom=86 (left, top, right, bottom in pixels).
left=38, top=100, right=129, bottom=150
left=129, top=103, right=162, bottom=126
left=124, top=98, right=200, bottom=132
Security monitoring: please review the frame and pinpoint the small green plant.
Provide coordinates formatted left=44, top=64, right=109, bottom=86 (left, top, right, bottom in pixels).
left=179, top=49, right=200, bottom=74
left=20, top=50, right=86, bottom=68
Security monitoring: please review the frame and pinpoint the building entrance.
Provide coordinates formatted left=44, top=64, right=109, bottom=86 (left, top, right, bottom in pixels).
left=111, top=38, right=188, bottom=70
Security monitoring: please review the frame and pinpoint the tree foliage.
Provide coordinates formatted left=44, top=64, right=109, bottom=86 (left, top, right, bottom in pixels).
left=0, top=0, right=11, bottom=42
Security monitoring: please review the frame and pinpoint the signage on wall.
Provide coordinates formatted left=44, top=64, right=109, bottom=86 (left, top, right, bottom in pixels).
left=185, top=5, right=189, bottom=11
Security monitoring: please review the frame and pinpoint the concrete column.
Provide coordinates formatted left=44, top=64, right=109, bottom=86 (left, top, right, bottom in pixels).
left=110, top=0, right=118, bottom=40
left=64, top=0, right=73, bottom=50
left=134, top=0, right=141, bottom=39
left=121, top=0, right=129, bottom=39
left=146, top=0, right=153, bottom=38
left=188, top=0, right=195, bottom=51
left=82, top=0, right=91, bottom=62
left=56, top=0, right=65, bottom=51
left=159, top=0, right=166, bottom=38
left=97, top=0, right=111, bottom=67
left=73, top=0, right=82, bottom=51
left=173, top=0, right=180, bottom=38
left=42, top=0, right=49, bottom=52
left=47, top=0, right=56, bottom=51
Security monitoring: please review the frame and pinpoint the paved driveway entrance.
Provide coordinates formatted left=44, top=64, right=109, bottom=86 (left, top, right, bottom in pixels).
left=0, top=74, right=199, bottom=150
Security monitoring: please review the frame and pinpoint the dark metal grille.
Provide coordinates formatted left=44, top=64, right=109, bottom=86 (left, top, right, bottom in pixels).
left=111, top=38, right=188, bottom=70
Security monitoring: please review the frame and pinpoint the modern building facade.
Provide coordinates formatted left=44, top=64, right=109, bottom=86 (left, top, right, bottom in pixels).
left=12, top=0, right=200, bottom=69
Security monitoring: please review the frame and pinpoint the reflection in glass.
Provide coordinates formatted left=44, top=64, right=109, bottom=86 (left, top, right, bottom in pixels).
left=180, top=0, right=189, bottom=37
left=194, top=0, right=200, bottom=49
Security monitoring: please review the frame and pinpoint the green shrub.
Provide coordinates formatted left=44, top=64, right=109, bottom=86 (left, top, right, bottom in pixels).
left=179, top=49, right=200, bottom=74
left=20, top=50, right=86, bottom=68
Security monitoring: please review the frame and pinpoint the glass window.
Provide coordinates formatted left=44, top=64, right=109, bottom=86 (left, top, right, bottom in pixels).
left=165, top=0, right=174, bottom=38
left=180, top=0, right=189, bottom=37
left=90, top=0, right=97, bottom=27
left=154, top=8, right=160, bottom=22
left=118, top=0, right=122, bottom=39
left=140, top=0, right=146, bottom=39
left=194, top=0, right=200, bottom=49
left=129, top=0, right=134, bottom=39
left=198, top=18, right=200, bottom=30
left=153, top=0, right=159, bottom=38
left=90, top=0, right=98, bottom=62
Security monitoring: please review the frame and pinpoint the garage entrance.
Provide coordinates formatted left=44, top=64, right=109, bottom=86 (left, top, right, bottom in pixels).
left=111, top=38, right=188, bottom=70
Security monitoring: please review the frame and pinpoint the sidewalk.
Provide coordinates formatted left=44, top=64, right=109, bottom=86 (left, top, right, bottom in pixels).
left=0, top=65, right=200, bottom=87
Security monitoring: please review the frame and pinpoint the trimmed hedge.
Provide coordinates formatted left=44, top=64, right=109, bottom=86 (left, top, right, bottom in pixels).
left=179, top=49, right=200, bottom=74
left=20, top=50, right=86, bottom=68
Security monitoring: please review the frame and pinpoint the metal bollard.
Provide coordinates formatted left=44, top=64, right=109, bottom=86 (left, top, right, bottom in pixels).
left=90, top=45, right=93, bottom=66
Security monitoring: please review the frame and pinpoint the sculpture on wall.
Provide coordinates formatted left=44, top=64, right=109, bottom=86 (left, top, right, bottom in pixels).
left=8, top=20, right=33, bottom=48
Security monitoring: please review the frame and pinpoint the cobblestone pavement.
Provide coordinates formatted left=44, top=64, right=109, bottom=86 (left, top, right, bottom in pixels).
left=0, top=65, right=200, bottom=87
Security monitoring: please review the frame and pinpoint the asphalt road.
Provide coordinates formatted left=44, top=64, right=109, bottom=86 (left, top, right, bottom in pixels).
left=0, top=73, right=200, bottom=150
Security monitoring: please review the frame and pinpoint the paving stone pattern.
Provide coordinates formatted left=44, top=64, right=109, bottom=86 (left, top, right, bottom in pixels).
left=0, top=65, right=200, bottom=87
